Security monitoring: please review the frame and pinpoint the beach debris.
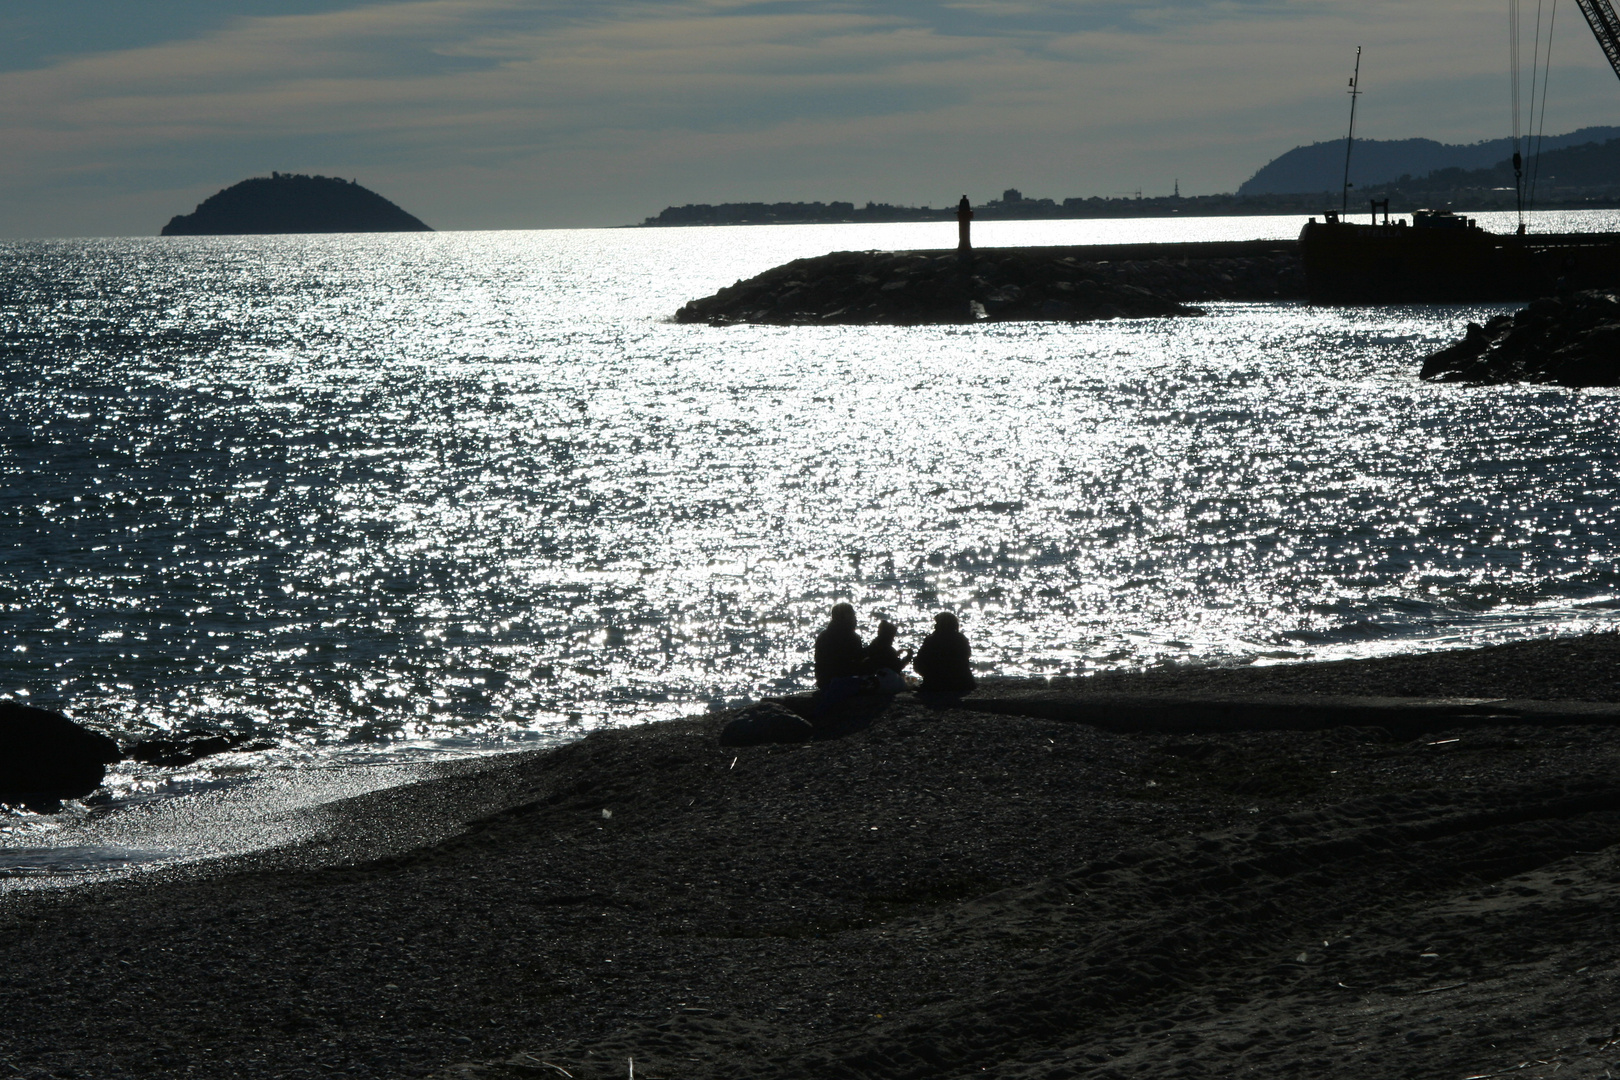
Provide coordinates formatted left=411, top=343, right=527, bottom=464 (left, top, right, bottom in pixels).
left=1463, top=1062, right=1550, bottom=1079
left=601, top=809, right=613, bottom=820
left=0, top=701, right=121, bottom=812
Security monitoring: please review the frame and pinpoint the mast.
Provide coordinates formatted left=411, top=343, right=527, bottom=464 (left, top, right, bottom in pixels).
left=1341, top=47, right=1363, bottom=215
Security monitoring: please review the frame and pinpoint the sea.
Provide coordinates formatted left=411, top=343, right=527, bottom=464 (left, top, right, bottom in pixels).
left=6, top=208, right=1620, bottom=886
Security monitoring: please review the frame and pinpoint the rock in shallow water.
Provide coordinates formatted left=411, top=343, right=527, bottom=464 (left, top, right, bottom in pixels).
left=1420, top=291, right=1620, bottom=386
left=128, top=731, right=276, bottom=767
left=0, top=702, right=121, bottom=811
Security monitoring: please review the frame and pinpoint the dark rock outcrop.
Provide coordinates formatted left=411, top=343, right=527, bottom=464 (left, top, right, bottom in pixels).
left=161, top=173, right=432, bottom=236
left=128, top=731, right=276, bottom=768
left=0, top=702, right=121, bottom=811
left=675, top=244, right=1303, bottom=326
left=1420, top=291, right=1620, bottom=386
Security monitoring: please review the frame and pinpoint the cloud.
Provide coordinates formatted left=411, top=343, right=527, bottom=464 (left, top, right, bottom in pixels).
left=1, top=0, right=1616, bottom=235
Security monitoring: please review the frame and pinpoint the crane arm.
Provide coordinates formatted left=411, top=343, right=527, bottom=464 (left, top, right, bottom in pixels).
left=1575, top=0, right=1620, bottom=81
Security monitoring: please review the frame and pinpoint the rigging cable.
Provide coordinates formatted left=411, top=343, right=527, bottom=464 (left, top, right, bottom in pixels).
left=1527, top=0, right=1545, bottom=168
left=1511, top=0, right=1522, bottom=148
left=1529, top=0, right=1559, bottom=212
left=1511, top=0, right=1526, bottom=229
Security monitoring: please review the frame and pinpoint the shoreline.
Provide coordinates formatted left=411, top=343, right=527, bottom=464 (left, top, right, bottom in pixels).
left=4, top=634, right=1620, bottom=1078
left=0, top=749, right=555, bottom=894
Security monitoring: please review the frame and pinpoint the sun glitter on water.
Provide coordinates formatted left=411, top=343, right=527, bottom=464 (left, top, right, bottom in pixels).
left=5, top=213, right=1620, bottom=763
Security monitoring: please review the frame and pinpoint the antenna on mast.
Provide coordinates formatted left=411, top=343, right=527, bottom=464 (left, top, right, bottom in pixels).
left=1341, top=46, right=1363, bottom=215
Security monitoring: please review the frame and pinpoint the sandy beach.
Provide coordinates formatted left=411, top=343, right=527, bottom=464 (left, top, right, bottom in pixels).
left=4, top=636, right=1620, bottom=1079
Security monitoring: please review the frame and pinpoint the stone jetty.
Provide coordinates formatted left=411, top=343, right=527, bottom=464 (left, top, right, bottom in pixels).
left=1420, top=290, right=1620, bottom=386
left=675, top=240, right=1303, bottom=325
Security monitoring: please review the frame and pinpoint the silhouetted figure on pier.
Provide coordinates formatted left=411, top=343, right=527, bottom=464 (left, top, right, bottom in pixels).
left=913, top=611, right=976, bottom=697
left=956, top=195, right=973, bottom=252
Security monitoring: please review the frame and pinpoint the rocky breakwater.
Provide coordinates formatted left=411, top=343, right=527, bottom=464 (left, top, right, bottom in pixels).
left=675, top=240, right=1303, bottom=326
left=1421, top=290, right=1620, bottom=386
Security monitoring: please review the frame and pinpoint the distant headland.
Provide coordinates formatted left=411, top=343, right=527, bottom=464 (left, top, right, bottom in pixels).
left=160, top=173, right=432, bottom=236
left=640, top=189, right=1327, bottom=227
left=641, top=129, right=1620, bottom=227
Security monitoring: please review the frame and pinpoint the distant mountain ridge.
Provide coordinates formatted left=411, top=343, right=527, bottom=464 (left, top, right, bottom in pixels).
left=1407, top=137, right=1620, bottom=192
left=161, top=173, right=432, bottom=235
left=1238, top=127, right=1620, bottom=195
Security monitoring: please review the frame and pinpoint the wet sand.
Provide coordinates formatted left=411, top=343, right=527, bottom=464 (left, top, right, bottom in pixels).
left=4, top=635, right=1620, bottom=1079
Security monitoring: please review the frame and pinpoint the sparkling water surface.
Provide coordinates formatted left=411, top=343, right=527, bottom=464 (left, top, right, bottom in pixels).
left=5, top=210, right=1620, bottom=877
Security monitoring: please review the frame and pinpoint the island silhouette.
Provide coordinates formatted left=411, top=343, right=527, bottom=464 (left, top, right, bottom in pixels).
left=160, top=173, right=432, bottom=235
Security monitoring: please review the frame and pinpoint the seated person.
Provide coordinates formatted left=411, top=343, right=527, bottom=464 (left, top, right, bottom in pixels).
left=911, top=611, right=977, bottom=695
left=813, top=603, right=865, bottom=702
left=863, top=619, right=912, bottom=694
left=863, top=620, right=912, bottom=673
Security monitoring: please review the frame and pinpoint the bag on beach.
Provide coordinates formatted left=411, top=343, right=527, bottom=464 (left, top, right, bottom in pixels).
left=872, top=668, right=904, bottom=694
left=719, top=702, right=814, bottom=746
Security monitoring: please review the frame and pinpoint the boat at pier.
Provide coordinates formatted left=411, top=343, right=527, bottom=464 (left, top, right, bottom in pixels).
left=1302, top=2, right=1620, bottom=305
left=1299, top=208, right=1620, bottom=303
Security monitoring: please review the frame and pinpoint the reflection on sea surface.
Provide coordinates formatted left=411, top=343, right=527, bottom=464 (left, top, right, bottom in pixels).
left=4, top=212, right=1620, bottom=783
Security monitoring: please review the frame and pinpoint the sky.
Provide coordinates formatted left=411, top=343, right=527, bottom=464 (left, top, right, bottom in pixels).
left=2, top=0, right=1619, bottom=237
